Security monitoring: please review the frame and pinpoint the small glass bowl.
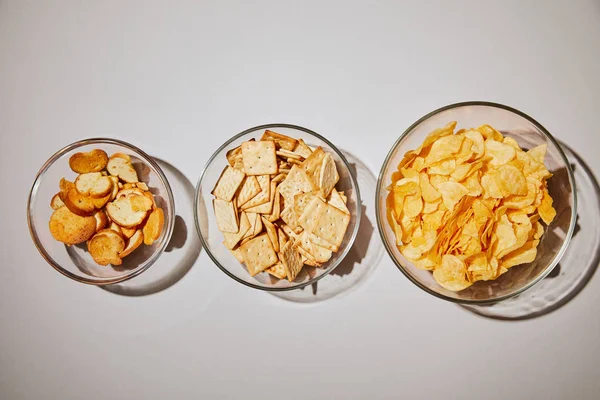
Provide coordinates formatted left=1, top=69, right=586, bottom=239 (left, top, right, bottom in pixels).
left=27, top=138, right=175, bottom=285
left=195, top=124, right=361, bottom=291
left=376, top=102, right=577, bottom=304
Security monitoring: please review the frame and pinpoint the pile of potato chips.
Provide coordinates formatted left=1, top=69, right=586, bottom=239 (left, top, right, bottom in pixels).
left=386, top=122, right=557, bottom=291
left=212, top=130, right=351, bottom=282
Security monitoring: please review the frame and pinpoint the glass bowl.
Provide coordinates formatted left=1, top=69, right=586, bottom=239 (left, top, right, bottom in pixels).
left=376, top=101, right=577, bottom=304
left=195, top=123, right=361, bottom=291
left=27, top=138, right=176, bottom=285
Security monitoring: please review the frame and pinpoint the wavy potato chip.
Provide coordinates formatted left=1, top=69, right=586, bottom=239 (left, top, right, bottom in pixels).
left=386, top=121, right=555, bottom=291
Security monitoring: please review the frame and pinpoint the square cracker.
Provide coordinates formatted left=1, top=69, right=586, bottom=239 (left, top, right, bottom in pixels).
left=223, top=211, right=251, bottom=249
left=242, top=140, right=278, bottom=175
left=237, top=176, right=261, bottom=206
left=279, top=223, right=299, bottom=241
left=300, top=146, right=326, bottom=187
left=242, top=212, right=260, bottom=239
left=318, top=153, right=339, bottom=198
left=311, top=203, right=350, bottom=248
left=280, top=241, right=303, bottom=281
left=229, top=247, right=245, bottom=263
left=277, top=227, right=288, bottom=250
left=308, top=232, right=338, bottom=252
left=244, top=181, right=276, bottom=214
left=294, top=191, right=321, bottom=218
left=241, top=175, right=270, bottom=210
left=278, top=165, right=315, bottom=204
left=294, top=139, right=313, bottom=158
left=261, top=130, right=298, bottom=151
left=298, top=196, right=326, bottom=232
left=239, top=233, right=278, bottom=276
left=276, top=149, right=303, bottom=160
left=267, top=189, right=281, bottom=222
left=310, top=242, right=332, bottom=263
left=265, top=262, right=287, bottom=279
left=261, top=216, right=279, bottom=253
left=327, top=188, right=349, bottom=215
left=280, top=204, right=300, bottom=231
left=211, top=166, right=246, bottom=202
left=213, top=199, right=239, bottom=233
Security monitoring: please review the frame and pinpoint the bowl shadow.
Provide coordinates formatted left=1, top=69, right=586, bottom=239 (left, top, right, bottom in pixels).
left=461, top=142, right=600, bottom=320
left=100, top=158, right=201, bottom=296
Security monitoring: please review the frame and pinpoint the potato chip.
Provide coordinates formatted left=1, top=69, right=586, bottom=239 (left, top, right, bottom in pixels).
left=435, top=181, right=469, bottom=211
left=428, top=159, right=456, bottom=176
left=477, top=124, right=504, bottom=141
left=496, top=164, right=527, bottom=196
left=502, top=239, right=539, bottom=269
left=433, top=255, right=472, bottom=291
left=484, top=139, right=516, bottom=166
left=386, top=122, right=554, bottom=290
left=425, top=134, right=464, bottom=165
left=481, top=172, right=504, bottom=199
left=403, top=194, right=423, bottom=218
left=464, top=129, right=485, bottom=157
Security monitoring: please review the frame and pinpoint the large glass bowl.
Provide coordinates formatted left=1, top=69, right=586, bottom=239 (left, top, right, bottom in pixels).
left=195, top=124, right=361, bottom=291
left=376, top=102, right=577, bottom=304
left=27, top=138, right=176, bottom=285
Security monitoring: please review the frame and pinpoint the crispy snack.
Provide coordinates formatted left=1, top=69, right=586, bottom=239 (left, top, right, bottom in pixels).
left=107, top=156, right=139, bottom=183
left=142, top=207, right=165, bottom=246
left=69, top=149, right=109, bottom=173
left=50, top=193, right=65, bottom=210
left=386, top=122, right=556, bottom=291
left=88, top=229, right=125, bottom=266
left=119, top=230, right=143, bottom=258
left=75, top=172, right=113, bottom=198
left=49, top=206, right=97, bottom=245
left=212, top=130, right=351, bottom=281
left=241, top=141, right=278, bottom=175
left=49, top=150, right=164, bottom=266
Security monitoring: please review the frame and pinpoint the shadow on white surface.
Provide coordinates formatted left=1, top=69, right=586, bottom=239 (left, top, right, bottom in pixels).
left=271, top=150, right=384, bottom=303
left=462, top=143, right=600, bottom=320
left=101, top=158, right=201, bottom=296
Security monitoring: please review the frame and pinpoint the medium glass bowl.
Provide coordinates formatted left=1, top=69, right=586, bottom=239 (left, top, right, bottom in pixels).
left=195, top=124, right=361, bottom=291
left=376, top=102, right=577, bottom=304
left=27, top=138, right=175, bottom=285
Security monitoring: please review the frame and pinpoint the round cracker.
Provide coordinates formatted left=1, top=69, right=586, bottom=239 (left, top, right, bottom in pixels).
left=49, top=206, right=96, bottom=245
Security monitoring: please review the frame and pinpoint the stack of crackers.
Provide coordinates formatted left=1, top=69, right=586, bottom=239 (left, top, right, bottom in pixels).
left=211, top=130, right=352, bottom=282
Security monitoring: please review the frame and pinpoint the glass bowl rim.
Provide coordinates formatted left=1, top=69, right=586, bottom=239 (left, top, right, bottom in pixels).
left=375, top=101, right=578, bottom=305
left=27, top=137, right=176, bottom=285
left=194, top=123, right=362, bottom=292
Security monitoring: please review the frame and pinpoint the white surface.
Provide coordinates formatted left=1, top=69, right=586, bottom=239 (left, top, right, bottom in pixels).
left=1, top=1, right=600, bottom=399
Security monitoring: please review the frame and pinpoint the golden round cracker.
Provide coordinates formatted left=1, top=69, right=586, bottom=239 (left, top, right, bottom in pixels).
left=49, top=206, right=97, bottom=245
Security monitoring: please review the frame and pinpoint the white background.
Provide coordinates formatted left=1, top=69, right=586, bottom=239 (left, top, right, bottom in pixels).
left=1, top=1, right=600, bottom=399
